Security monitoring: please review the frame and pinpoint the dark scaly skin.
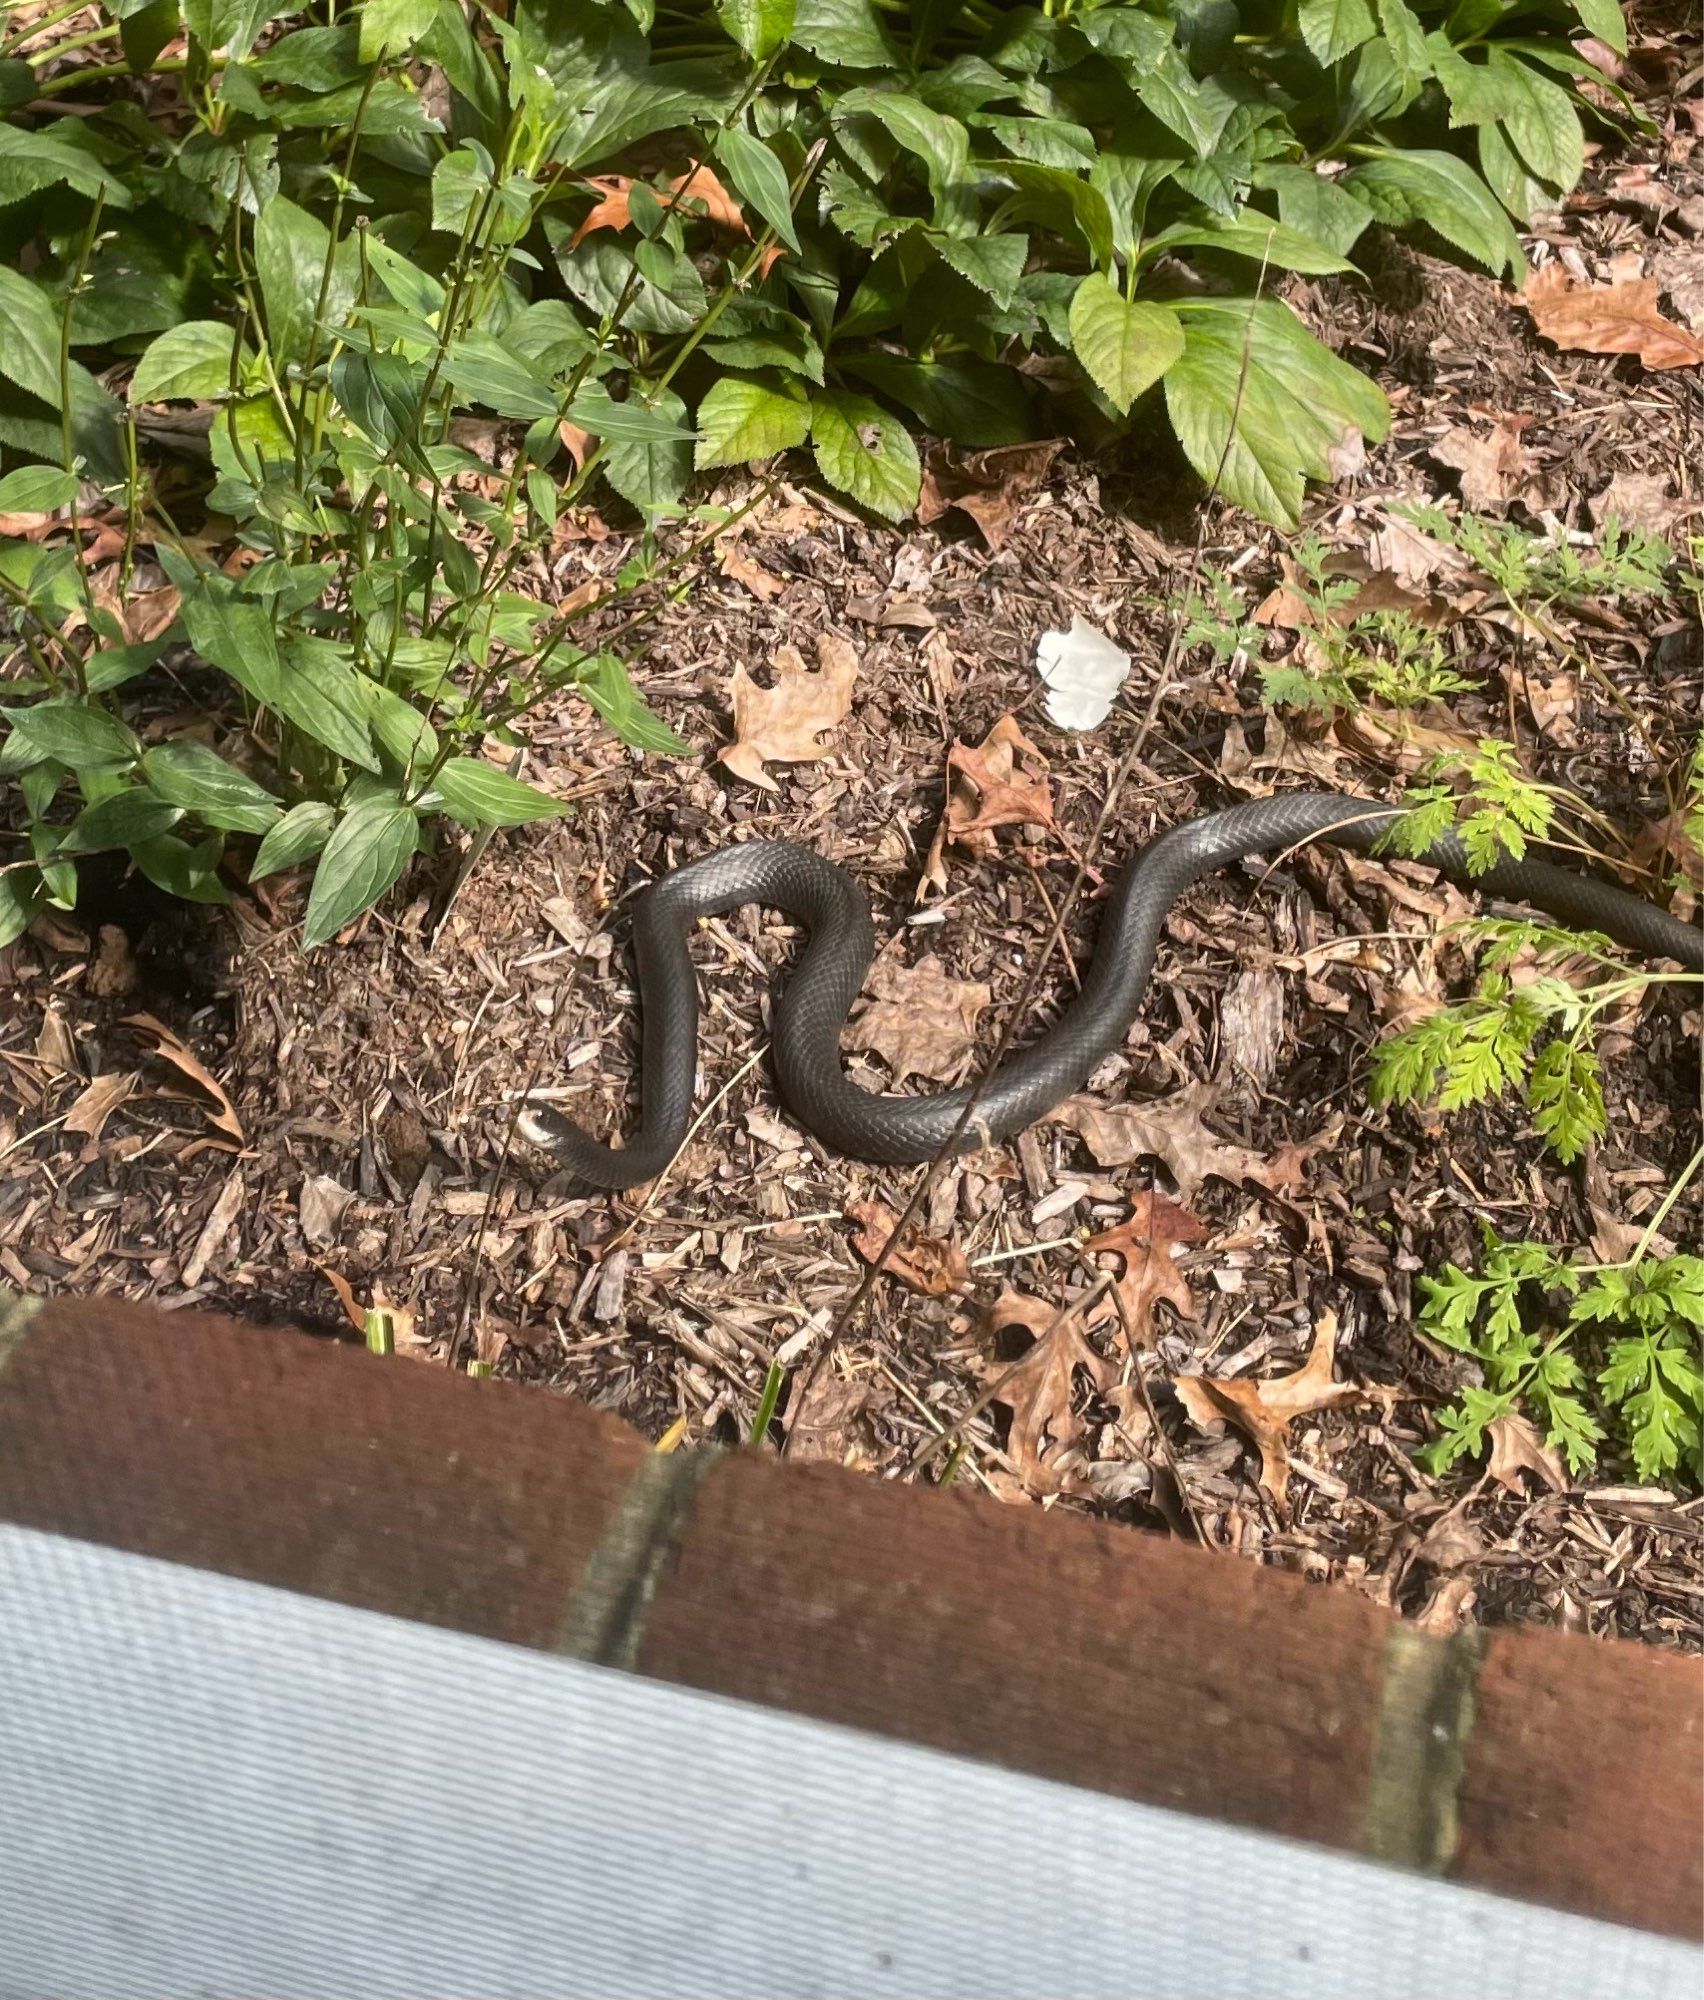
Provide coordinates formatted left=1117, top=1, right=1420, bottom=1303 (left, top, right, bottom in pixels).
left=520, top=793, right=1703, bottom=1190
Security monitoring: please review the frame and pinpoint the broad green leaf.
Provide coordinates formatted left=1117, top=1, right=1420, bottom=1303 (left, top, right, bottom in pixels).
left=991, top=161, right=1115, bottom=273
left=1132, top=46, right=1230, bottom=159
left=279, top=638, right=382, bottom=772
left=64, top=789, right=184, bottom=854
left=576, top=652, right=688, bottom=755
left=360, top=0, right=436, bottom=61
left=1071, top=9, right=1175, bottom=72
left=250, top=801, right=336, bottom=880
left=1141, top=214, right=1354, bottom=275
left=0, top=123, right=134, bottom=213
left=129, top=320, right=241, bottom=404
left=1488, top=52, right=1583, bottom=192
left=431, top=147, right=536, bottom=242
left=1342, top=149, right=1524, bottom=279
left=248, top=23, right=364, bottom=89
left=568, top=384, right=697, bottom=445
left=1567, top=0, right=1627, bottom=55
left=2, top=702, right=140, bottom=772
left=810, top=389, right=920, bottom=521
left=254, top=195, right=354, bottom=367
left=0, top=466, right=76, bottom=513
left=362, top=234, right=446, bottom=318
left=1163, top=298, right=1390, bottom=528
left=1425, top=33, right=1516, bottom=126
left=329, top=349, right=432, bottom=472
left=0, top=267, right=65, bottom=408
left=1256, top=164, right=1375, bottom=259
left=441, top=333, right=560, bottom=420
left=1298, top=0, right=1378, bottom=64
left=701, top=327, right=825, bottom=384
left=836, top=87, right=971, bottom=227
left=183, top=0, right=288, bottom=60
left=789, top=0, right=895, bottom=69
left=435, top=757, right=573, bottom=829
left=142, top=741, right=282, bottom=833
left=1478, top=121, right=1553, bottom=227
left=694, top=373, right=811, bottom=469
left=1068, top=275, right=1185, bottom=416
left=0, top=865, right=44, bottom=947
left=361, top=677, right=439, bottom=769
left=716, top=0, right=795, bottom=60
left=1377, top=0, right=1430, bottom=82
left=716, top=128, right=800, bottom=253
left=131, top=831, right=229, bottom=904
left=933, top=232, right=1028, bottom=308
left=602, top=385, right=693, bottom=516
left=175, top=568, right=285, bottom=706
left=839, top=353, right=1031, bottom=447
left=976, top=115, right=1098, bottom=172
left=301, top=799, right=419, bottom=950
left=86, top=639, right=172, bottom=693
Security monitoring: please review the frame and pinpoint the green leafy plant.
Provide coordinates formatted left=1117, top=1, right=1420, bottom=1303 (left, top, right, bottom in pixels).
left=1371, top=917, right=1699, bottom=1162
left=0, top=1, right=1654, bottom=945
left=1421, top=1166, right=1704, bottom=1486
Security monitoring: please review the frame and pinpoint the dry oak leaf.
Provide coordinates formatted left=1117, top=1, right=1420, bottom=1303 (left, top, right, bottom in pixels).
left=667, top=162, right=747, bottom=235
left=785, top=1364, right=874, bottom=1467
left=718, top=544, right=786, bottom=601
left=843, top=953, right=991, bottom=1083
left=1428, top=419, right=1540, bottom=513
left=974, top=1286, right=1114, bottom=1492
left=845, top=1198, right=971, bottom=1297
left=62, top=1071, right=137, bottom=1142
left=915, top=439, right=1064, bottom=552
left=568, top=174, right=634, bottom=249
left=122, top=1010, right=244, bottom=1144
left=1485, top=1411, right=1569, bottom=1495
left=1522, top=262, right=1704, bottom=372
left=1085, top=1190, right=1206, bottom=1349
left=1174, top=1310, right=1362, bottom=1507
left=719, top=633, right=858, bottom=791
left=1047, top=1081, right=1274, bottom=1200
left=922, top=712, right=1055, bottom=894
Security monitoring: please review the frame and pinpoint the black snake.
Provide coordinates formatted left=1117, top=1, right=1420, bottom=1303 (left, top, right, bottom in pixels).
left=519, top=791, right=1702, bottom=1190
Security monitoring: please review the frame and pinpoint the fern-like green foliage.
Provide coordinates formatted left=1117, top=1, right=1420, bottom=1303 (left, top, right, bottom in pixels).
left=1420, top=1234, right=1703, bottom=1487
left=1370, top=919, right=1695, bottom=1166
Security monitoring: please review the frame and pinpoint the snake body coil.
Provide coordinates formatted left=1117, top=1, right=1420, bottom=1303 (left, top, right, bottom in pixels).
left=521, top=792, right=1702, bottom=1190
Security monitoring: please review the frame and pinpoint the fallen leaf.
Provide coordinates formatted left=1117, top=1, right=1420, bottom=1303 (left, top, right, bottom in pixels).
left=915, top=439, right=1064, bottom=551
left=1085, top=1191, right=1206, bottom=1349
left=719, top=633, right=858, bottom=791
left=569, top=174, right=634, bottom=249
left=784, top=1365, right=873, bottom=1465
left=1034, top=614, right=1131, bottom=731
left=846, top=1198, right=972, bottom=1296
left=62, top=1071, right=137, bottom=1141
left=718, top=545, right=785, bottom=600
left=181, top=1167, right=245, bottom=1287
left=123, top=1010, right=245, bottom=1144
left=1522, top=262, right=1704, bottom=372
left=1174, top=1310, right=1362, bottom=1506
left=1218, top=962, right=1285, bottom=1085
left=320, top=1266, right=424, bottom=1355
left=922, top=713, right=1055, bottom=893
left=1429, top=419, right=1541, bottom=512
left=667, top=161, right=747, bottom=235
left=1485, top=1411, right=1569, bottom=1495
left=1589, top=469, right=1690, bottom=539
left=557, top=420, right=593, bottom=472
left=1650, top=240, right=1704, bottom=334
left=299, top=1173, right=355, bottom=1249
left=1047, top=1081, right=1275, bottom=1199
left=974, top=1286, right=1114, bottom=1491
left=85, top=923, right=139, bottom=998
left=844, top=953, right=991, bottom=1083
left=1415, top=1575, right=1478, bottom=1634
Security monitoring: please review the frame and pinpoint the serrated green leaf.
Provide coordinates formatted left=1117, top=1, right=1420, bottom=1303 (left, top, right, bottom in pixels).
left=1488, top=51, right=1583, bottom=193
left=694, top=373, right=811, bottom=469
left=601, top=385, right=693, bottom=516
left=359, top=0, right=435, bottom=61
left=1068, top=276, right=1184, bottom=416
left=1343, top=149, right=1524, bottom=280
left=130, top=321, right=243, bottom=405
left=0, top=864, right=44, bottom=946
left=933, top=233, right=1029, bottom=308
left=1142, top=214, right=1355, bottom=276
left=0, top=266, right=67, bottom=409
left=1567, top=0, right=1627, bottom=55
left=809, top=389, right=920, bottom=521
left=716, top=0, right=795, bottom=60
left=838, top=353, right=1031, bottom=447
left=0, top=466, right=76, bottom=513
left=1298, top=0, right=1379, bottom=64
left=301, top=799, right=419, bottom=950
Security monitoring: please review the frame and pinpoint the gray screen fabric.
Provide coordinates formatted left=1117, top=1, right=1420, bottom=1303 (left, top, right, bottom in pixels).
left=0, top=1524, right=1695, bottom=2000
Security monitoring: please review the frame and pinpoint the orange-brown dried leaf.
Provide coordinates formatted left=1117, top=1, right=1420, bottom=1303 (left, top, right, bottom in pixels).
left=569, top=175, right=635, bottom=249
left=1048, top=1080, right=1275, bottom=1200
left=719, top=634, right=858, bottom=791
left=1523, top=263, right=1704, bottom=371
left=843, top=953, right=991, bottom=1083
left=667, top=162, right=747, bottom=235
left=1485, top=1411, right=1568, bottom=1494
left=1174, top=1311, right=1362, bottom=1506
left=916, top=440, right=1064, bottom=551
left=846, top=1199, right=971, bottom=1297
left=1086, top=1191, right=1206, bottom=1350
left=123, top=1010, right=244, bottom=1143
left=922, top=712, right=1054, bottom=892
left=975, top=1286, right=1114, bottom=1491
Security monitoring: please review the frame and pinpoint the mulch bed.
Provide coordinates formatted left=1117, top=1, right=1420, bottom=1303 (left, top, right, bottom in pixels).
left=3, top=47, right=1700, bottom=1649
